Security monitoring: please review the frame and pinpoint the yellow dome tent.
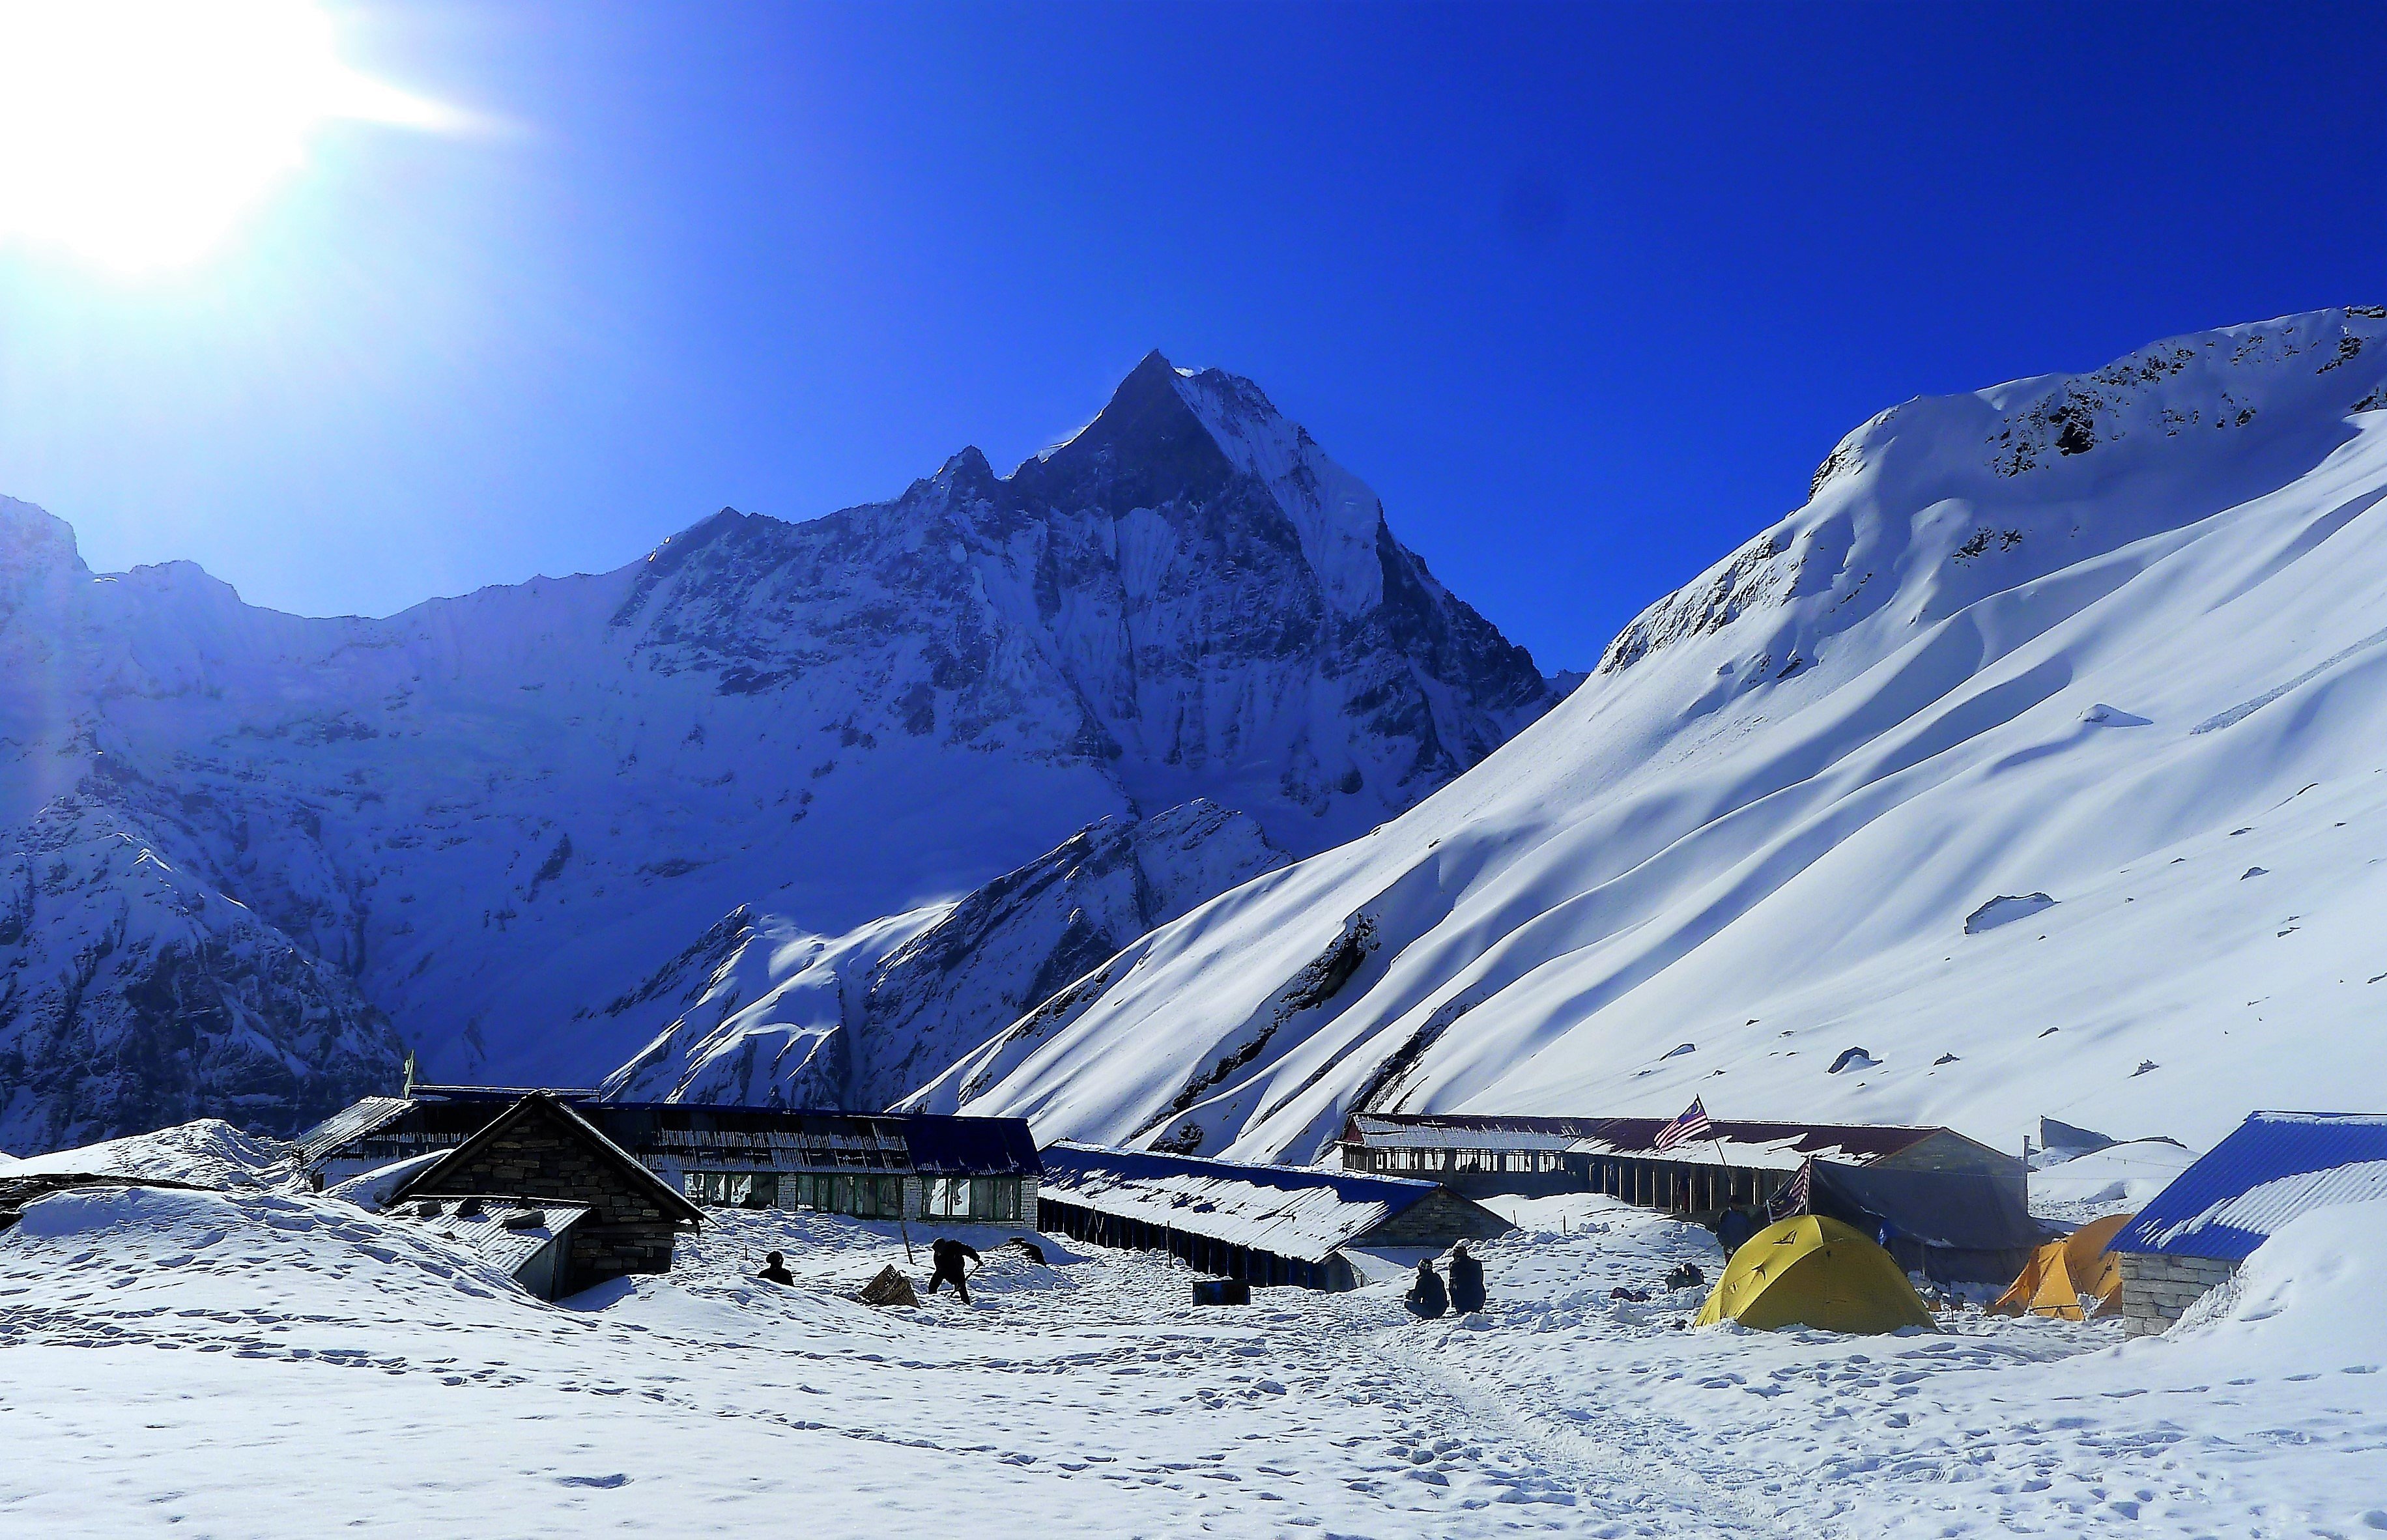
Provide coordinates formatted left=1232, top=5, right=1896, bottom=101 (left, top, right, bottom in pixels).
left=1693, top=1214, right=1936, bottom=1333
left=1988, top=1211, right=2132, bottom=1321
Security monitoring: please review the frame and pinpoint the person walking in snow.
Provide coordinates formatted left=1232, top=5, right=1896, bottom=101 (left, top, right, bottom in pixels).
left=927, top=1236, right=982, bottom=1303
left=1446, top=1241, right=1485, bottom=1315
left=1405, top=1259, right=1449, bottom=1320
left=756, top=1250, right=795, bottom=1286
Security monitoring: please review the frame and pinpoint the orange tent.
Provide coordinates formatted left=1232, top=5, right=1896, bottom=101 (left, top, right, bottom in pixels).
left=1990, top=1212, right=2133, bottom=1320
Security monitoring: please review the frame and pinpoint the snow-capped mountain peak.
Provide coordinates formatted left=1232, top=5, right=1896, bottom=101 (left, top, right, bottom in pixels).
left=920, top=307, right=2387, bottom=1165
left=0, top=356, right=1560, bottom=1151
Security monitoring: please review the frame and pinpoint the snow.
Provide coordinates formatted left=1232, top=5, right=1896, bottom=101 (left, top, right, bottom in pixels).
left=2142, top=1160, right=2387, bottom=1253
left=6, top=1124, right=2383, bottom=1536
left=925, top=307, right=2387, bottom=1165
left=1038, top=1140, right=1436, bottom=1262
left=0, top=347, right=1556, bottom=1152
left=0, top=1119, right=304, bottom=1191
left=2027, top=1138, right=2200, bottom=1223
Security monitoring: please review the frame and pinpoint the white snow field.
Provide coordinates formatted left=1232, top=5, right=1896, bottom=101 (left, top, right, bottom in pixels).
left=914, top=307, right=2387, bottom=1164
left=5, top=1128, right=2385, bottom=1537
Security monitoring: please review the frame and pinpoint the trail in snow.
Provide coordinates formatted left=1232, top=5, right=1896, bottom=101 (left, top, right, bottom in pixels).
left=5, top=1159, right=2384, bottom=1537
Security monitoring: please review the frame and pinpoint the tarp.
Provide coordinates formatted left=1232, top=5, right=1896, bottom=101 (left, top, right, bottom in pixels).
left=1990, top=1212, right=2133, bottom=1320
left=1803, top=1160, right=2046, bottom=1283
left=1694, top=1215, right=1936, bottom=1334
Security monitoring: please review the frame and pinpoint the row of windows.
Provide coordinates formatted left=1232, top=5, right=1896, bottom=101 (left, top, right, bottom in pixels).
left=679, top=1170, right=1025, bottom=1223
left=1367, top=1148, right=1566, bottom=1174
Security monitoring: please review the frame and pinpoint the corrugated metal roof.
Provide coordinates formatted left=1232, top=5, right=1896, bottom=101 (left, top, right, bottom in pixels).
left=294, top=1096, right=414, bottom=1164
left=394, top=1194, right=592, bottom=1278
left=2114, top=1112, right=2387, bottom=1261
left=1345, top=1113, right=1943, bottom=1165
left=302, top=1092, right=1042, bottom=1177
left=1038, top=1142, right=1442, bottom=1264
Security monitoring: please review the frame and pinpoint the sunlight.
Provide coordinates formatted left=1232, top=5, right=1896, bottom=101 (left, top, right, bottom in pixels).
left=0, top=0, right=459, bottom=272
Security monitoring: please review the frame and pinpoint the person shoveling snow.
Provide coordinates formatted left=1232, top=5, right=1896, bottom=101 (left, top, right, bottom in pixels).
left=926, top=1237, right=981, bottom=1304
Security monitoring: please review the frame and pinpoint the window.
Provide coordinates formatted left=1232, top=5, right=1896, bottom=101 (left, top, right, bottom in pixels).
left=926, top=1176, right=1019, bottom=1223
left=681, top=1171, right=761, bottom=1207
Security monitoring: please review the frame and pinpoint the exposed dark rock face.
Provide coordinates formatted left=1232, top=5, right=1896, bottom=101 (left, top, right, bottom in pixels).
left=0, top=354, right=1558, bottom=1151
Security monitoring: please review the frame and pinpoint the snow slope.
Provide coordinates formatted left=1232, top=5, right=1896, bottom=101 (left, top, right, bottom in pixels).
left=0, top=353, right=1558, bottom=1150
left=600, top=800, right=1289, bottom=1109
left=917, top=307, right=2387, bottom=1161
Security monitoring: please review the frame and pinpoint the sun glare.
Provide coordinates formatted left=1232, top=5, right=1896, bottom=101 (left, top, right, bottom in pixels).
left=0, top=0, right=457, bottom=272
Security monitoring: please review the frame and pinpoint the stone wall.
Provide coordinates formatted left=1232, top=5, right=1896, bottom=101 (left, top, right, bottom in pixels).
left=1359, top=1188, right=1513, bottom=1247
left=413, top=1101, right=683, bottom=1283
left=2117, top=1251, right=2238, bottom=1335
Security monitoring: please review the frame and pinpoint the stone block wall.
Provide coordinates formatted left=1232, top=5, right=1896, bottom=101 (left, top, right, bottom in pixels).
left=2116, top=1251, right=2238, bottom=1335
left=414, top=1102, right=682, bottom=1282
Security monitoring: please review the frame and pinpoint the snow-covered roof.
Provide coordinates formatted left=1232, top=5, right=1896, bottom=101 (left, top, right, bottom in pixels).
left=1037, top=1141, right=1445, bottom=1264
left=1345, top=1114, right=1953, bottom=1170
left=298, top=1091, right=1042, bottom=1178
left=390, top=1193, right=592, bottom=1279
left=294, top=1096, right=413, bottom=1165
left=2115, top=1112, right=2387, bottom=1261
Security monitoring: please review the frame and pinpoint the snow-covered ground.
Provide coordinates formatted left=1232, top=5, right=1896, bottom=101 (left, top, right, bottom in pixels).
left=5, top=1131, right=2382, bottom=1536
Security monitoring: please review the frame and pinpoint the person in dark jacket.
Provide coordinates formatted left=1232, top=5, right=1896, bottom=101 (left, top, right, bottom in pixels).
left=756, top=1250, right=795, bottom=1286
left=1715, top=1205, right=1756, bottom=1260
left=928, top=1237, right=982, bottom=1303
left=1447, top=1242, right=1486, bottom=1315
left=1405, top=1259, right=1449, bottom=1320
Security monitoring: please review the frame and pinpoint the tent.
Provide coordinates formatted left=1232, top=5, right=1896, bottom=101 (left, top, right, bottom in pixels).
left=1693, top=1214, right=1936, bottom=1334
left=1990, top=1212, right=2132, bottom=1321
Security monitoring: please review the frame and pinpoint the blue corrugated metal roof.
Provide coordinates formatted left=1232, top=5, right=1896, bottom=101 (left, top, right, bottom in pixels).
left=2113, top=1111, right=2387, bottom=1261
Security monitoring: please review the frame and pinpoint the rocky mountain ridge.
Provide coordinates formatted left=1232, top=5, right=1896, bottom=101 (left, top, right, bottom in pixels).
left=0, top=354, right=1560, bottom=1152
left=906, top=307, right=2387, bottom=1163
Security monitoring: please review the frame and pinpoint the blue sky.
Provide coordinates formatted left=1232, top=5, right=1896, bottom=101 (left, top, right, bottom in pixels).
left=2, top=1, right=2382, bottom=670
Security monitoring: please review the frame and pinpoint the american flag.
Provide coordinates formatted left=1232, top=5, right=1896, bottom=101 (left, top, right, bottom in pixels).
left=1651, top=1096, right=1714, bottom=1152
left=1766, top=1158, right=1813, bottom=1221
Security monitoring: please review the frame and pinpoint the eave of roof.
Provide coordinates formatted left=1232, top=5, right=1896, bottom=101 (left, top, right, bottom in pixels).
left=391, top=1093, right=705, bottom=1227
left=1347, top=1113, right=1944, bottom=1164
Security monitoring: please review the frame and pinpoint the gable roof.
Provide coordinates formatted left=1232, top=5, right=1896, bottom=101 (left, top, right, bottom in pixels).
left=1038, top=1141, right=1470, bottom=1264
left=390, top=1093, right=704, bottom=1227
left=2113, top=1111, right=2387, bottom=1261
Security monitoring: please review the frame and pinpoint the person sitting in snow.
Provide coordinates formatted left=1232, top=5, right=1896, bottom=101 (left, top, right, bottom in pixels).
left=927, top=1236, right=982, bottom=1303
left=756, top=1250, right=795, bottom=1286
left=1447, top=1242, right=1486, bottom=1315
left=1405, top=1259, right=1449, bottom=1320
